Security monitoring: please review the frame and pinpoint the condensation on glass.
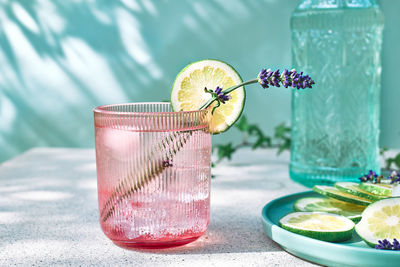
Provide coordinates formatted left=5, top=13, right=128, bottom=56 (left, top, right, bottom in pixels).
left=94, top=103, right=211, bottom=249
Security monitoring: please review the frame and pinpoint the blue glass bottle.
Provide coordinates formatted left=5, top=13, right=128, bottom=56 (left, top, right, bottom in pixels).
left=290, top=0, right=384, bottom=187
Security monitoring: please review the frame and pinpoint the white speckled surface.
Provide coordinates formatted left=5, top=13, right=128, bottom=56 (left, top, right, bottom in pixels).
left=0, top=147, right=316, bottom=266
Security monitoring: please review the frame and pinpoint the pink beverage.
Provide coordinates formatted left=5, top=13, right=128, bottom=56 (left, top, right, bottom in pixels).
left=94, top=103, right=211, bottom=249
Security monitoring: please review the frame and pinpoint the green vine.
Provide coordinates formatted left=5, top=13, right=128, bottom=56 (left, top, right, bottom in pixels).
left=212, top=115, right=291, bottom=165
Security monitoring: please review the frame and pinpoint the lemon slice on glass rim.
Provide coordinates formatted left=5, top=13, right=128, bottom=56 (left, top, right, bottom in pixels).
left=171, top=59, right=245, bottom=134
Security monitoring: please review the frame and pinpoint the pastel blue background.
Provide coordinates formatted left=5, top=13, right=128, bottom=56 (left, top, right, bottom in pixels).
left=0, top=0, right=399, bottom=162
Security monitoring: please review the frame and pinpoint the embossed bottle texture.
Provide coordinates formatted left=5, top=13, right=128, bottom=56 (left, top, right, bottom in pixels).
left=290, top=0, right=384, bottom=187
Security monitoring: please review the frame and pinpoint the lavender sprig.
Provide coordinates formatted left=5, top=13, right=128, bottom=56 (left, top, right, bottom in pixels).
left=202, top=86, right=232, bottom=113
left=393, top=239, right=400, bottom=250
left=388, top=171, right=400, bottom=184
left=200, top=68, right=314, bottom=110
left=375, top=239, right=400, bottom=250
left=258, top=68, right=315, bottom=89
left=214, top=86, right=232, bottom=103
left=359, top=170, right=380, bottom=183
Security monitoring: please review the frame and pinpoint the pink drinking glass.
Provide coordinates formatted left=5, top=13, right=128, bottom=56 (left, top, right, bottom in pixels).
left=94, top=103, right=211, bottom=249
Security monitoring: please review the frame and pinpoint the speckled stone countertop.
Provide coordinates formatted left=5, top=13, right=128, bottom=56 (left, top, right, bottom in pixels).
left=0, top=147, right=316, bottom=266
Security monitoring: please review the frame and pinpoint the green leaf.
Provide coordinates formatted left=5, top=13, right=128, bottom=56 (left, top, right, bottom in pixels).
left=216, top=142, right=236, bottom=161
left=274, top=123, right=290, bottom=139
left=263, top=136, right=272, bottom=147
left=251, top=136, right=272, bottom=149
left=277, top=139, right=291, bottom=155
left=248, top=124, right=263, bottom=137
left=252, top=137, right=264, bottom=150
left=235, top=115, right=249, bottom=132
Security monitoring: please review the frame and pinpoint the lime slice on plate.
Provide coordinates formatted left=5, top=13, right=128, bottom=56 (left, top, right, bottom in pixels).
left=171, top=59, right=245, bottom=134
left=359, top=182, right=394, bottom=197
left=355, top=197, right=400, bottom=247
left=279, top=212, right=355, bottom=242
left=334, top=182, right=386, bottom=202
left=313, top=185, right=373, bottom=206
left=294, top=197, right=365, bottom=222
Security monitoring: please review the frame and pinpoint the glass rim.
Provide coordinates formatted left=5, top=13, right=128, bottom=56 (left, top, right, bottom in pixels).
left=93, top=102, right=208, bottom=116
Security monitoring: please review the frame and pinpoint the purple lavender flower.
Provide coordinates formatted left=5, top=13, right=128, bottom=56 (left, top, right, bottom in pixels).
left=376, top=239, right=392, bottom=250
left=375, top=239, right=400, bottom=250
left=258, top=68, right=281, bottom=88
left=393, top=239, right=400, bottom=250
left=392, top=238, right=400, bottom=250
left=258, top=68, right=315, bottom=89
left=388, top=171, right=400, bottom=184
left=359, top=170, right=379, bottom=183
left=214, top=86, right=232, bottom=104
left=368, top=170, right=378, bottom=180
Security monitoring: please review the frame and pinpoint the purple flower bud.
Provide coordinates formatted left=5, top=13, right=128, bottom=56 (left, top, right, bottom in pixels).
left=212, top=86, right=232, bottom=104
left=368, top=170, right=378, bottom=177
left=389, top=171, right=400, bottom=184
left=377, top=239, right=393, bottom=250
left=257, top=68, right=314, bottom=90
left=283, top=81, right=289, bottom=88
left=393, top=239, right=400, bottom=250
left=375, top=239, right=400, bottom=250
left=359, top=170, right=381, bottom=183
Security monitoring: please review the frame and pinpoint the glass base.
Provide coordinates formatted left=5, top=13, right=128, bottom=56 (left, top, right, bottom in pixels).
left=289, top=162, right=378, bottom=188
left=111, top=235, right=202, bottom=250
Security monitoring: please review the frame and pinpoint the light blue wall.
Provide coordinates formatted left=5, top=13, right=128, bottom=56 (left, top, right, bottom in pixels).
left=0, top=0, right=399, bottom=162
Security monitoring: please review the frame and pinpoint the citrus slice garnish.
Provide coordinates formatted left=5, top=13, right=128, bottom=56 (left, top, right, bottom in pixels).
left=171, top=59, right=245, bottom=134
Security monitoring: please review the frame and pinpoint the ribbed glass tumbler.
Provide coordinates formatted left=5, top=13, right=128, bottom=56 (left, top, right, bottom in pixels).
left=94, top=103, right=211, bottom=249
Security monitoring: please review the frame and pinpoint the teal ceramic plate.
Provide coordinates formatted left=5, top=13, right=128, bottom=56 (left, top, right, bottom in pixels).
left=261, top=191, right=400, bottom=267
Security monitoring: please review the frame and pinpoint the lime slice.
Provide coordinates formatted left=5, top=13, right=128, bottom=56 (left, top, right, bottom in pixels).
left=359, top=182, right=394, bottom=197
left=355, top=197, right=400, bottom=247
left=334, top=182, right=386, bottom=202
left=171, top=59, right=245, bottom=134
left=279, top=212, right=355, bottom=242
left=294, top=197, right=365, bottom=222
left=313, top=185, right=373, bottom=206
